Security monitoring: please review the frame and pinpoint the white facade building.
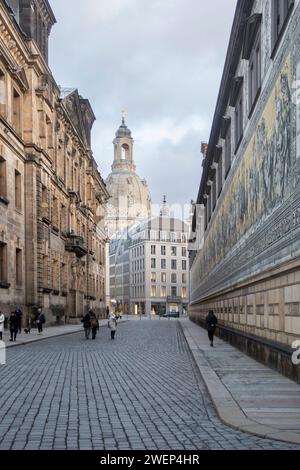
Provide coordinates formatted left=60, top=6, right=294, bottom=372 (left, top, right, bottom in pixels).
left=109, top=211, right=190, bottom=316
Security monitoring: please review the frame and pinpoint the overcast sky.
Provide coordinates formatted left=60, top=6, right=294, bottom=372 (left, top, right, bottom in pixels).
left=49, top=0, right=237, bottom=207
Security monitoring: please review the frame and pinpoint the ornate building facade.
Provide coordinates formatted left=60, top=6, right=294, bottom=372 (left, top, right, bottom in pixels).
left=0, top=0, right=109, bottom=324
left=105, top=118, right=152, bottom=239
left=190, top=0, right=300, bottom=382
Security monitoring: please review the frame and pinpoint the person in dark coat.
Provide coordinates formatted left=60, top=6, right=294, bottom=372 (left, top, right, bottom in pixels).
left=81, top=312, right=91, bottom=340
left=9, top=311, right=19, bottom=342
left=206, top=310, right=218, bottom=347
left=90, top=311, right=99, bottom=340
left=36, top=309, right=46, bottom=333
left=15, top=307, right=23, bottom=334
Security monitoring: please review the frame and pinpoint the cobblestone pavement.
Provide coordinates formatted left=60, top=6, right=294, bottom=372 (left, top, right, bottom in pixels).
left=0, top=320, right=299, bottom=450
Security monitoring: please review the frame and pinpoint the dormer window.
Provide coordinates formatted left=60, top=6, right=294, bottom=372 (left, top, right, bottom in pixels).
left=242, top=14, right=262, bottom=116
left=271, top=0, right=294, bottom=57
left=230, top=77, right=244, bottom=153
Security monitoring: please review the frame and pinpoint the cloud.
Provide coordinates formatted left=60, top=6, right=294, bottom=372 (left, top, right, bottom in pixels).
left=49, top=0, right=237, bottom=205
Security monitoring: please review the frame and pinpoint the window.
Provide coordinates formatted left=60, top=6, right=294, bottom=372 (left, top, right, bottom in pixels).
left=15, top=170, right=21, bottom=210
left=0, top=157, right=7, bottom=199
left=272, top=0, right=294, bottom=53
left=12, top=88, right=21, bottom=134
left=170, top=232, right=177, bottom=242
left=182, top=273, right=187, bottom=284
left=41, top=185, right=49, bottom=219
left=151, top=245, right=156, bottom=255
left=182, top=247, right=187, bottom=257
left=160, top=231, right=166, bottom=241
left=151, top=258, right=156, bottom=269
left=171, top=286, right=177, bottom=297
left=16, top=248, right=22, bottom=286
left=161, top=286, right=166, bottom=298
left=60, top=204, right=67, bottom=234
left=171, top=246, right=177, bottom=256
left=150, top=230, right=157, bottom=241
left=52, top=258, right=59, bottom=290
left=0, top=242, right=8, bottom=283
left=182, top=287, right=187, bottom=299
left=52, top=195, right=59, bottom=228
left=151, top=286, right=157, bottom=298
left=218, top=154, right=223, bottom=196
left=161, top=259, right=166, bottom=270
left=171, top=273, right=177, bottom=284
left=161, top=272, right=166, bottom=283
left=0, top=70, right=6, bottom=116
left=224, top=120, right=231, bottom=177
left=182, top=260, right=187, bottom=271
left=171, top=260, right=177, bottom=270
left=235, top=86, right=243, bottom=151
left=249, top=31, right=261, bottom=113
left=151, top=272, right=156, bottom=283
left=212, top=176, right=217, bottom=210
left=161, top=245, right=166, bottom=256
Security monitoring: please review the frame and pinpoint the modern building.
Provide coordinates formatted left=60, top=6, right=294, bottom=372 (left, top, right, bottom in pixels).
left=110, top=202, right=189, bottom=316
left=190, top=0, right=300, bottom=382
left=0, top=0, right=109, bottom=325
left=105, top=117, right=152, bottom=239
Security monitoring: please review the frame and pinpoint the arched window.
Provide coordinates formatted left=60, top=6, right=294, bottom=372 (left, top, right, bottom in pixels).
left=121, top=144, right=129, bottom=161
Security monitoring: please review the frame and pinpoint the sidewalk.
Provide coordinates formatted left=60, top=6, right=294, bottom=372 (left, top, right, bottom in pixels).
left=180, top=318, right=300, bottom=445
left=2, top=318, right=130, bottom=349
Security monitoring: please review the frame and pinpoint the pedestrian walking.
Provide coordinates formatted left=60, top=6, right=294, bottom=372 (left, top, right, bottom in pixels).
left=36, top=308, right=46, bottom=334
left=206, top=310, right=218, bottom=347
left=9, top=311, right=19, bottom=342
left=0, top=311, right=5, bottom=341
left=15, top=307, right=23, bottom=334
left=108, top=313, right=117, bottom=340
left=90, top=311, right=99, bottom=340
left=81, top=311, right=91, bottom=340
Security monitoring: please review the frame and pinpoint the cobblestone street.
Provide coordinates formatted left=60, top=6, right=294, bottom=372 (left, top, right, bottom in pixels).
left=0, top=320, right=299, bottom=451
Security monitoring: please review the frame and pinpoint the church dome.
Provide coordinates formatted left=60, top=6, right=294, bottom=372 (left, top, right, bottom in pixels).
left=115, top=118, right=132, bottom=139
left=105, top=117, right=152, bottom=238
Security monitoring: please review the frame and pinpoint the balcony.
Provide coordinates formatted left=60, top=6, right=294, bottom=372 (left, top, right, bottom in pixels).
left=65, top=234, right=88, bottom=258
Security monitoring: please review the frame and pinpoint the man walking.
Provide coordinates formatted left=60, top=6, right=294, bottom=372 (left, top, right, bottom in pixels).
left=9, top=311, right=19, bottom=342
left=15, top=307, right=23, bottom=334
left=90, top=311, right=99, bottom=340
left=206, top=310, right=218, bottom=347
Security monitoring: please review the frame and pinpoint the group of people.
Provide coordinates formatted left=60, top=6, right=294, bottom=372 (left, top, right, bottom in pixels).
left=81, top=309, right=121, bottom=341
left=0, top=308, right=46, bottom=342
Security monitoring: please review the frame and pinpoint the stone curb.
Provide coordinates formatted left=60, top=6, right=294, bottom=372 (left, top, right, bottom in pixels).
left=180, top=320, right=300, bottom=446
left=4, top=319, right=129, bottom=349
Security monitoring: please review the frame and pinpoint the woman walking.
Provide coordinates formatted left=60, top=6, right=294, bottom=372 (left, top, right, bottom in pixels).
left=36, top=309, right=46, bottom=334
left=108, top=313, right=117, bottom=340
left=0, top=311, right=5, bottom=341
left=206, top=310, right=218, bottom=347
left=81, top=311, right=91, bottom=340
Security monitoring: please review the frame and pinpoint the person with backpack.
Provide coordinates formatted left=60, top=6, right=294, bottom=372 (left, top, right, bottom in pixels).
left=36, top=308, right=46, bottom=334
left=206, top=310, right=218, bottom=347
left=90, top=311, right=99, bottom=340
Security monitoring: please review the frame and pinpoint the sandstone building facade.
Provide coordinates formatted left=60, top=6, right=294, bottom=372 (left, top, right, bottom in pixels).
left=0, top=0, right=109, bottom=324
left=190, top=0, right=300, bottom=382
